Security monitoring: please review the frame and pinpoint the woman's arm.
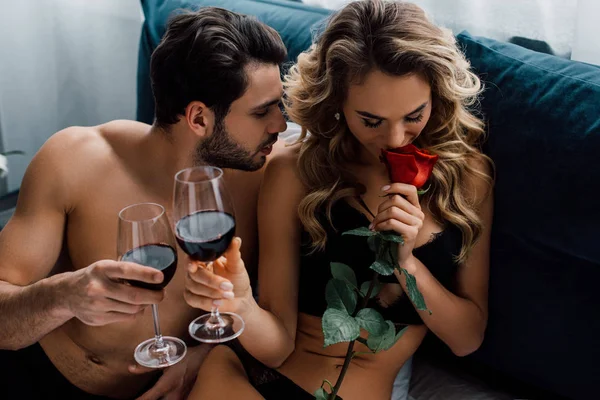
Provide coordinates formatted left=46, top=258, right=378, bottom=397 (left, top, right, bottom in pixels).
left=238, top=151, right=305, bottom=367
left=397, top=188, right=491, bottom=356
left=372, top=159, right=492, bottom=356
left=184, top=149, right=304, bottom=368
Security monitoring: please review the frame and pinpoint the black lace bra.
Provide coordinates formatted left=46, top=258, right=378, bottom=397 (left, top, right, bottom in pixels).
left=297, top=199, right=463, bottom=325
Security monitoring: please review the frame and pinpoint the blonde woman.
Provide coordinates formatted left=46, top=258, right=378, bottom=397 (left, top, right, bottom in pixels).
left=185, top=1, right=494, bottom=399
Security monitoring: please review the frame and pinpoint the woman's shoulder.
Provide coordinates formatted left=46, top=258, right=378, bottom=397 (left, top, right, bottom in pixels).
left=264, top=141, right=302, bottom=183
left=262, top=141, right=305, bottom=199
left=462, top=152, right=494, bottom=207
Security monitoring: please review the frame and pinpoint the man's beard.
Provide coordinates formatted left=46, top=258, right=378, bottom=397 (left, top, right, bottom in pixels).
left=194, top=118, right=275, bottom=171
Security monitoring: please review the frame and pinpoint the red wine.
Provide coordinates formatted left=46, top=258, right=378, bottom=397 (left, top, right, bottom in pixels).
left=121, top=243, right=177, bottom=290
left=175, top=210, right=236, bottom=262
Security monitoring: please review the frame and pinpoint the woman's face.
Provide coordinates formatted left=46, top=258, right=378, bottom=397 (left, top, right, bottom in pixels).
left=342, top=69, right=432, bottom=165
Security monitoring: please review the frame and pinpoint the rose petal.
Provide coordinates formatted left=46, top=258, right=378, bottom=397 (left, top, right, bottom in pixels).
left=387, top=153, right=419, bottom=184
left=381, top=145, right=438, bottom=188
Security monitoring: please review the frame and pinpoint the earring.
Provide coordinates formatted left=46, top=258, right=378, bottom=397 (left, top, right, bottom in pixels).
left=334, top=112, right=340, bottom=121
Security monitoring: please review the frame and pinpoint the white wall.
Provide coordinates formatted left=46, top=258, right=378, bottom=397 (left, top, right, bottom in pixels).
left=0, top=0, right=143, bottom=193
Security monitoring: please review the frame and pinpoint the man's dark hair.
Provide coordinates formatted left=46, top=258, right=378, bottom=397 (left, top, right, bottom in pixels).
left=150, top=7, right=287, bottom=126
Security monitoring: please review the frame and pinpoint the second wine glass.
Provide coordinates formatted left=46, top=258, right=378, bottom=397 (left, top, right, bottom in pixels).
left=117, top=202, right=187, bottom=368
left=173, top=166, right=245, bottom=343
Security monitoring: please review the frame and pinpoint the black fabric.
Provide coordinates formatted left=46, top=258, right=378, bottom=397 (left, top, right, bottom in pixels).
left=229, top=341, right=314, bottom=399
left=0, top=343, right=159, bottom=400
left=413, top=341, right=571, bottom=400
left=297, top=200, right=462, bottom=324
left=0, top=343, right=116, bottom=400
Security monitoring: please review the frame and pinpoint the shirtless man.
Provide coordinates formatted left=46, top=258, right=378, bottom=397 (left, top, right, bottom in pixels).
left=0, top=7, right=287, bottom=399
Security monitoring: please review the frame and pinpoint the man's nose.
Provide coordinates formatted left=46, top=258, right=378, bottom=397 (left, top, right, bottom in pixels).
left=269, top=108, right=288, bottom=134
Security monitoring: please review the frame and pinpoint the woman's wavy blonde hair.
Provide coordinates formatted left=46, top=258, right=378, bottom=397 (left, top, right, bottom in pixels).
left=284, top=0, right=494, bottom=262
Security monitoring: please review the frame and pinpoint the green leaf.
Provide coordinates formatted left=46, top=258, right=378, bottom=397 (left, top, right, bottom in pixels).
left=359, top=280, right=382, bottom=298
left=326, top=279, right=357, bottom=314
left=322, top=380, right=334, bottom=391
left=314, top=388, right=329, bottom=400
left=417, top=184, right=431, bottom=196
left=367, top=235, right=378, bottom=252
left=322, top=308, right=361, bottom=347
left=342, top=227, right=376, bottom=237
left=370, top=259, right=395, bottom=276
left=376, top=239, right=391, bottom=263
left=366, top=320, right=396, bottom=352
left=377, top=325, right=410, bottom=352
left=330, top=262, right=357, bottom=288
left=355, top=308, right=387, bottom=336
left=395, top=325, right=409, bottom=342
left=377, top=240, right=400, bottom=273
left=376, top=240, right=398, bottom=268
left=377, top=231, right=405, bottom=244
left=314, top=389, right=343, bottom=400
left=401, top=268, right=430, bottom=313
left=389, top=242, right=399, bottom=266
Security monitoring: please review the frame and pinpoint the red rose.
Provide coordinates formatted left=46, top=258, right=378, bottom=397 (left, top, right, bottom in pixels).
left=380, top=144, right=438, bottom=189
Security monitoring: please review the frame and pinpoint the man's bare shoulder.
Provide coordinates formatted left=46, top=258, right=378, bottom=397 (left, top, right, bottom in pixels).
left=34, top=125, right=105, bottom=174
left=46, top=124, right=98, bottom=147
left=96, top=119, right=150, bottom=141
left=12, top=125, right=108, bottom=215
left=30, top=121, right=148, bottom=199
left=41, top=120, right=147, bottom=166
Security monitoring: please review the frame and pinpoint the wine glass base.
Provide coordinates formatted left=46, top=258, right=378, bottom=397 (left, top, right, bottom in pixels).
left=134, top=336, right=187, bottom=368
left=189, top=312, right=245, bottom=343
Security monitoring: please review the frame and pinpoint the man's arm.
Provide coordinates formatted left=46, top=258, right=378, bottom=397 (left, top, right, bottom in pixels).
left=0, top=128, right=164, bottom=350
left=0, top=130, right=76, bottom=349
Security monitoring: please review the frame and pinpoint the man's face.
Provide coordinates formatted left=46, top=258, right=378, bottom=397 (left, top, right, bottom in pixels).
left=195, top=63, right=287, bottom=171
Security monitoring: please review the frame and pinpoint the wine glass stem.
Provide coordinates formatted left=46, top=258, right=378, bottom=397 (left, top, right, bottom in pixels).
left=208, top=306, right=224, bottom=326
left=151, top=304, right=166, bottom=348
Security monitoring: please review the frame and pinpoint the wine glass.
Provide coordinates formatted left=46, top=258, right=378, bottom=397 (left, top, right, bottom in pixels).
left=117, top=202, right=187, bottom=368
left=173, top=166, right=245, bottom=343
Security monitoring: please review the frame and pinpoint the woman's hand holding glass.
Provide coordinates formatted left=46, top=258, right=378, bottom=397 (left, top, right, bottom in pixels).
left=173, top=166, right=245, bottom=343
left=183, top=237, right=254, bottom=317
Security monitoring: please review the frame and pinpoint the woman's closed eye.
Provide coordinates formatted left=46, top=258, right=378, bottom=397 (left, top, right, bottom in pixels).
left=405, top=113, right=424, bottom=124
left=362, top=118, right=383, bottom=128
left=362, top=112, right=424, bottom=128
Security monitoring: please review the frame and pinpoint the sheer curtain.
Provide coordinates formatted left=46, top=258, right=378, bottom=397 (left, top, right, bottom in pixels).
left=0, top=0, right=143, bottom=193
left=303, top=0, right=591, bottom=60
left=572, top=0, right=600, bottom=65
